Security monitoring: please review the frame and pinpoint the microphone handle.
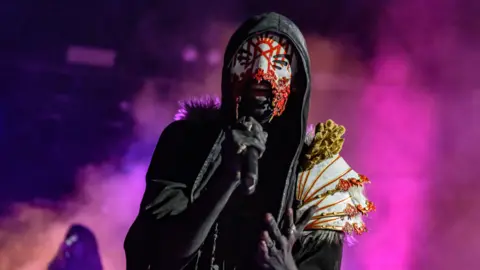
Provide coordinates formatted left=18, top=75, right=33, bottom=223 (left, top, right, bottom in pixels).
left=241, top=147, right=259, bottom=195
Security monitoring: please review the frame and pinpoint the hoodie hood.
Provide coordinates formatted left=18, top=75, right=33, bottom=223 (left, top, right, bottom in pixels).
left=175, top=13, right=312, bottom=221
left=220, top=13, right=312, bottom=219
left=221, top=13, right=311, bottom=138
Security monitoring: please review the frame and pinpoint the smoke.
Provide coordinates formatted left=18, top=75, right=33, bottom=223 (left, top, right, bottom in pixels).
left=0, top=18, right=376, bottom=270
left=2, top=3, right=478, bottom=268
left=0, top=82, right=165, bottom=270
left=0, top=20, right=237, bottom=270
left=0, top=18, right=363, bottom=269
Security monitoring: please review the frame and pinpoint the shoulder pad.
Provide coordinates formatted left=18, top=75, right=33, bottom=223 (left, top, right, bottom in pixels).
left=301, top=120, right=345, bottom=171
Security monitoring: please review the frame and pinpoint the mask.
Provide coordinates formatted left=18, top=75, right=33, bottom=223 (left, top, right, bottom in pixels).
left=230, top=32, right=296, bottom=120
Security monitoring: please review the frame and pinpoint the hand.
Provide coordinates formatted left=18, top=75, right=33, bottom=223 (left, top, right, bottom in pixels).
left=223, top=116, right=268, bottom=177
left=257, top=206, right=317, bottom=270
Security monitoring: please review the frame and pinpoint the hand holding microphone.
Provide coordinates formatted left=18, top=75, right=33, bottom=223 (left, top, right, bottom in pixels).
left=227, top=116, right=268, bottom=195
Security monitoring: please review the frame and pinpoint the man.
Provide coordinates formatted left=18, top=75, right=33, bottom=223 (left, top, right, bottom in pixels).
left=125, top=12, right=374, bottom=270
left=48, top=224, right=103, bottom=270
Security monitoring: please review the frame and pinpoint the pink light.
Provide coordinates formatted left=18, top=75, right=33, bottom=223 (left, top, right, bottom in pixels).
left=66, top=45, right=116, bottom=67
left=182, top=45, right=198, bottom=62
left=206, top=49, right=222, bottom=65
left=344, top=54, right=437, bottom=270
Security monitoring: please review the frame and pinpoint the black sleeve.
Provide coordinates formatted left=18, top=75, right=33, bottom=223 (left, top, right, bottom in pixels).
left=294, top=231, right=344, bottom=270
left=124, top=120, right=196, bottom=270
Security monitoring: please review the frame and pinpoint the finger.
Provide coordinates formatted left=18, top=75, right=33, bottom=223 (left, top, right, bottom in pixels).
left=237, top=116, right=247, bottom=124
left=262, top=231, right=275, bottom=250
left=232, top=137, right=266, bottom=157
left=265, top=214, right=285, bottom=245
left=286, top=208, right=298, bottom=244
left=231, top=129, right=257, bottom=143
left=242, top=137, right=266, bottom=154
left=245, top=121, right=253, bottom=132
left=258, top=240, right=269, bottom=260
left=245, top=117, right=267, bottom=143
left=256, top=131, right=268, bottom=145
left=236, top=123, right=253, bottom=132
left=283, top=208, right=294, bottom=233
left=235, top=116, right=251, bottom=131
left=248, top=116, right=263, bottom=134
left=231, top=131, right=259, bottom=147
left=256, top=246, right=271, bottom=270
left=257, top=240, right=269, bottom=267
left=257, top=240, right=270, bottom=269
left=253, top=132, right=268, bottom=158
left=256, top=249, right=269, bottom=269
left=231, top=129, right=245, bottom=144
left=258, top=135, right=268, bottom=158
left=262, top=131, right=268, bottom=141
left=285, top=208, right=296, bottom=236
left=296, top=205, right=318, bottom=230
left=251, top=138, right=267, bottom=154
left=260, top=240, right=269, bottom=253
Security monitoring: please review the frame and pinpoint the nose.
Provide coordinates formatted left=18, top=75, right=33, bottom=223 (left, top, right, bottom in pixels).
left=252, top=55, right=269, bottom=72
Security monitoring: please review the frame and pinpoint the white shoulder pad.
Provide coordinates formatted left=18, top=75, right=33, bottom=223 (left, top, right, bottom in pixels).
left=296, top=155, right=375, bottom=235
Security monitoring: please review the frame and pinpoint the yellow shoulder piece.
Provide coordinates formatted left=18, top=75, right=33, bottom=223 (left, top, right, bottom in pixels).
left=301, top=119, right=346, bottom=171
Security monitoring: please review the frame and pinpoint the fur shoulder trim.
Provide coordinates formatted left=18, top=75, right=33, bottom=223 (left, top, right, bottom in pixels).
left=174, top=95, right=221, bottom=122
left=302, top=119, right=346, bottom=171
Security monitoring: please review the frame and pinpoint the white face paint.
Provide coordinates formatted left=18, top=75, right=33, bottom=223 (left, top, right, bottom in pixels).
left=230, top=32, right=297, bottom=118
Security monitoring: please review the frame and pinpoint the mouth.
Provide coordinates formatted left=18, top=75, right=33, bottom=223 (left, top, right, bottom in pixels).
left=249, top=81, right=272, bottom=96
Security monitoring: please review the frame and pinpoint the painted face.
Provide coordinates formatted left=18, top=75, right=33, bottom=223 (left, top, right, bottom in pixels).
left=230, top=32, right=296, bottom=121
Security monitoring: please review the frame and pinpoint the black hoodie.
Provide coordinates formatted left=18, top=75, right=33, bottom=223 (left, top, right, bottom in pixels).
left=48, top=224, right=103, bottom=270
left=125, top=12, right=342, bottom=270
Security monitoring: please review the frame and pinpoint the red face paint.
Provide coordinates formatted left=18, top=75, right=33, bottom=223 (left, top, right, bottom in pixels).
left=231, top=33, right=296, bottom=119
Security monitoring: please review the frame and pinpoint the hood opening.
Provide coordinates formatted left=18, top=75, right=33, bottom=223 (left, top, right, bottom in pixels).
left=220, top=12, right=312, bottom=218
left=221, top=12, right=311, bottom=137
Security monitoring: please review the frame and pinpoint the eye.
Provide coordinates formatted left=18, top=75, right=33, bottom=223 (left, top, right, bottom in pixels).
left=237, top=54, right=251, bottom=64
left=273, top=59, right=289, bottom=69
left=236, top=48, right=252, bottom=65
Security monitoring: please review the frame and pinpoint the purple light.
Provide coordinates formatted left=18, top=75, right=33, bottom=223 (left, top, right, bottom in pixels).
left=206, top=50, right=221, bottom=65
left=118, top=101, right=131, bottom=112
left=182, top=45, right=198, bottom=62
left=344, top=54, right=437, bottom=270
left=174, top=95, right=221, bottom=121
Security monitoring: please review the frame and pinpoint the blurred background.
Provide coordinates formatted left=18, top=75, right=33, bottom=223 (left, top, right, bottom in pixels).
left=0, top=0, right=479, bottom=269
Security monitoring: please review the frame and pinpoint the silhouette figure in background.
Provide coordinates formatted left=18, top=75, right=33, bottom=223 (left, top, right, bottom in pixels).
left=48, top=224, right=103, bottom=270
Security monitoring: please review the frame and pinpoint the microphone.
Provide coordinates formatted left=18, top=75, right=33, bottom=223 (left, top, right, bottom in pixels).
left=241, top=147, right=259, bottom=195
left=237, top=112, right=265, bottom=195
